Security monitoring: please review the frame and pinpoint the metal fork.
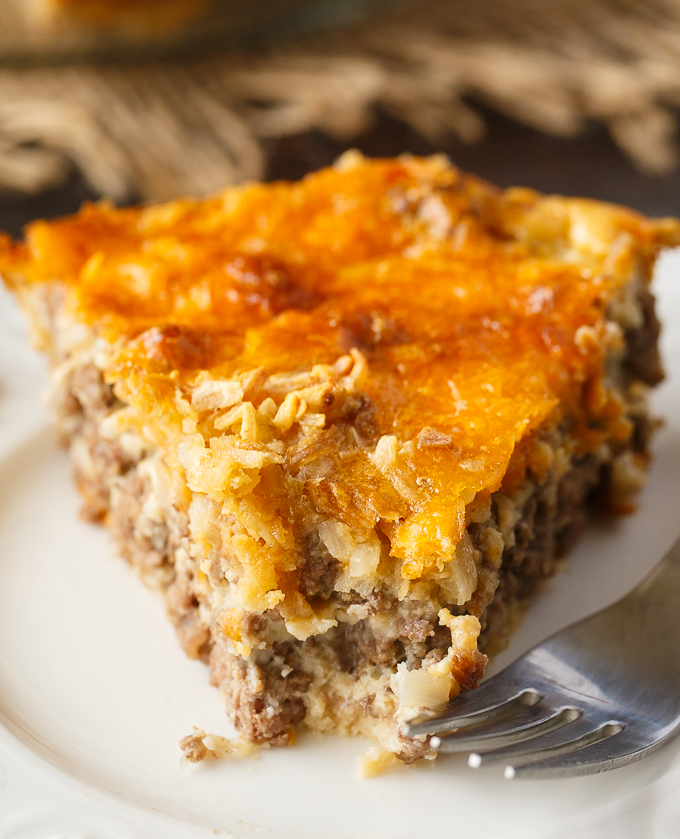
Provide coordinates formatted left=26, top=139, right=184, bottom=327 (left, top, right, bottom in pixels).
left=403, top=536, right=680, bottom=779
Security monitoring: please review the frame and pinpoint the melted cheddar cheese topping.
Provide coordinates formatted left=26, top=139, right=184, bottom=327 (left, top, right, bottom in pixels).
left=3, top=153, right=677, bottom=581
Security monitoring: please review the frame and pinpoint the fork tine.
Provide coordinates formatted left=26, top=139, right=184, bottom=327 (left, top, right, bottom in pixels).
left=468, top=715, right=602, bottom=767
left=507, top=723, right=632, bottom=778
left=433, top=703, right=579, bottom=753
left=404, top=679, right=538, bottom=737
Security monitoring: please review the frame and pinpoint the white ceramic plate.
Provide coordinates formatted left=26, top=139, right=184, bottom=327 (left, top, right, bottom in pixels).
left=2, top=252, right=680, bottom=839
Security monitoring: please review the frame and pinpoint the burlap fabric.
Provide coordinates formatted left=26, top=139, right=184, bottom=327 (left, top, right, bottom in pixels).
left=2, top=0, right=680, bottom=201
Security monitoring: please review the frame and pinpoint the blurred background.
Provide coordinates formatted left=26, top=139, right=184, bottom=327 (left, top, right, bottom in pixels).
left=1, top=0, right=680, bottom=235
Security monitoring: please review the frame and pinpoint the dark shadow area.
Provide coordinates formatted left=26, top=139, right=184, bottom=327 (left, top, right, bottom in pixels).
left=0, top=169, right=99, bottom=239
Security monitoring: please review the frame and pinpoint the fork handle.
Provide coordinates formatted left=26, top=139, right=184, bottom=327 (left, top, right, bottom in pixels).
left=535, top=536, right=680, bottom=700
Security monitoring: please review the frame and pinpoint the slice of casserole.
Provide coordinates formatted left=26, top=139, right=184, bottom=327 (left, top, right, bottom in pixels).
left=2, top=152, right=678, bottom=766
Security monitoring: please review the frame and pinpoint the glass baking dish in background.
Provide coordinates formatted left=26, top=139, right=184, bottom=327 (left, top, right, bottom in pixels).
left=0, top=0, right=411, bottom=64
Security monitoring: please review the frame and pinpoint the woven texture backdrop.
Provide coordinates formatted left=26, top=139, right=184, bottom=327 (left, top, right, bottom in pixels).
left=2, top=0, right=680, bottom=201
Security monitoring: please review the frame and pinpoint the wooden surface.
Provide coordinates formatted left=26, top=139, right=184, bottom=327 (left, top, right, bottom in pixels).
left=0, top=106, right=679, bottom=239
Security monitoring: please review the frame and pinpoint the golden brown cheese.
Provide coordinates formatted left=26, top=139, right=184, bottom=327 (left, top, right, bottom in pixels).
left=3, top=153, right=678, bottom=583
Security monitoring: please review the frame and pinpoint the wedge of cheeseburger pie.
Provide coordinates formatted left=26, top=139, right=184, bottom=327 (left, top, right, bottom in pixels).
left=2, top=152, right=677, bottom=770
